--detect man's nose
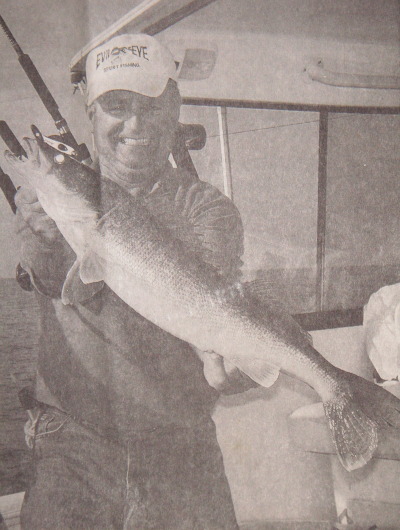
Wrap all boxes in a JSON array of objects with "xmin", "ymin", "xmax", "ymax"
[{"xmin": 122, "ymin": 112, "xmax": 143, "ymax": 132}]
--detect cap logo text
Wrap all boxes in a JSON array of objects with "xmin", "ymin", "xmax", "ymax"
[{"xmin": 96, "ymin": 45, "xmax": 149, "ymax": 69}]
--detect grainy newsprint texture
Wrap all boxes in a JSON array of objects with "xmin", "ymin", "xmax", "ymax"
[{"xmin": 0, "ymin": 1, "xmax": 399, "ymax": 529}]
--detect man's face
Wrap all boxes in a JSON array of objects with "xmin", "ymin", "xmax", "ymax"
[{"xmin": 88, "ymin": 82, "xmax": 180, "ymax": 188}]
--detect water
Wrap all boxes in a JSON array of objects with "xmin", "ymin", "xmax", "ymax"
[{"xmin": 0, "ymin": 278, "xmax": 40, "ymax": 495}]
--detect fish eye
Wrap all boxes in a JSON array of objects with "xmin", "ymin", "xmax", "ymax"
[{"xmin": 54, "ymin": 154, "xmax": 65, "ymax": 164}]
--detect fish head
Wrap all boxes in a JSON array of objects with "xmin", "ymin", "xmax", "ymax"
[
  {"xmin": 3, "ymin": 132, "xmax": 55, "ymax": 192},
  {"xmin": 11, "ymin": 125, "xmax": 100, "ymax": 210},
  {"xmin": 29, "ymin": 125, "xmax": 95, "ymax": 188}
]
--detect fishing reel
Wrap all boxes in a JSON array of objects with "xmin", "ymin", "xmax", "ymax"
[{"xmin": 31, "ymin": 125, "xmax": 82, "ymax": 165}]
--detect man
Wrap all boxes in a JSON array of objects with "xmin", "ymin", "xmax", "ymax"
[{"xmin": 11, "ymin": 34, "xmax": 253, "ymax": 529}]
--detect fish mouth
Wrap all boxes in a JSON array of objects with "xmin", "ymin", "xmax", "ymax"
[{"xmin": 118, "ymin": 137, "xmax": 152, "ymax": 146}]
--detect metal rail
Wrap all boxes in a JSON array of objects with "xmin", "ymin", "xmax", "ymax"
[
  {"xmin": 316, "ymin": 111, "xmax": 329, "ymax": 311},
  {"xmin": 217, "ymin": 107, "xmax": 234, "ymax": 200},
  {"xmin": 306, "ymin": 61, "xmax": 400, "ymax": 90},
  {"xmin": 182, "ymin": 97, "xmax": 400, "ymax": 115}
]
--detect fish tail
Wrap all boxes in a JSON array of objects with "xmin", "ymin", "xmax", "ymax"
[{"xmin": 323, "ymin": 372, "xmax": 400, "ymax": 471}]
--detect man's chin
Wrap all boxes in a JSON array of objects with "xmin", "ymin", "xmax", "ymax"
[{"xmin": 100, "ymin": 157, "xmax": 163, "ymax": 189}]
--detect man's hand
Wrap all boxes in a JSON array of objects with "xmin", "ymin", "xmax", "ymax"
[
  {"xmin": 14, "ymin": 186, "xmax": 76, "ymax": 298},
  {"xmin": 15, "ymin": 187, "xmax": 61, "ymax": 245},
  {"xmin": 195, "ymin": 348, "xmax": 258, "ymax": 395}
]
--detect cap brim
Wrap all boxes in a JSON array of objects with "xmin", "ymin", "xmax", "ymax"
[{"xmin": 87, "ymin": 71, "xmax": 172, "ymax": 105}]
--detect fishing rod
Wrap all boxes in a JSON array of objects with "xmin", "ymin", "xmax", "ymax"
[
  {"xmin": 0, "ymin": 121, "xmax": 27, "ymax": 159},
  {"xmin": 0, "ymin": 14, "xmax": 90, "ymax": 162},
  {"xmin": 0, "ymin": 121, "xmax": 33, "ymax": 290},
  {"xmin": 0, "ymin": 120, "xmax": 26, "ymax": 213},
  {"xmin": 0, "ymin": 162, "xmax": 32, "ymax": 291},
  {"xmin": 0, "ymin": 121, "xmax": 27, "ymax": 214},
  {"xmin": 0, "ymin": 14, "xmax": 90, "ymax": 289},
  {"xmin": 0, "ymin": 164, "xmax": 17, "ymax": 214}
]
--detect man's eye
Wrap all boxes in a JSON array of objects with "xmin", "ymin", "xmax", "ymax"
[
  {"xmin": 108, "ymin": 104, "xmax": 125, "ymax": 113},
  {"xmin": 149, "ymin": 106, "xmax": 162, "ymax": 115},
  {"xmin": 100, "ymin": 99, "xmax": 129, "ymax": 115}
]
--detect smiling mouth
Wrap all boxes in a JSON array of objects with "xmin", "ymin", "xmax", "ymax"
[{"xmin": 119, "ymin": 137, "xmax": 151, "ymax": 146}]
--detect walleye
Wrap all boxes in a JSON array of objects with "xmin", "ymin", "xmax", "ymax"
[{"xmin": 6, "ymin": 127, "xmax": 400, "ymax": 472}]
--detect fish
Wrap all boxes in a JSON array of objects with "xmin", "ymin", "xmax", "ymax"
[{"xmin": 6, "ymin": 125, "xmax": 400, "ymax": 472}]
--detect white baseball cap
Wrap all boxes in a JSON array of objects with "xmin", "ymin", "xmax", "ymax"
[{"xmin": 85, "ymin": 34, "xmax": 178, "ymax": 105}]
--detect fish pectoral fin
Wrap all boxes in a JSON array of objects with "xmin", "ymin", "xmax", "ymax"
[
  {"xmin": 229, "ymin": 356, "xmax": 280, "ymax": 388},
  {"xmin": 79, "ymin": 251, "xmax": 106, "ymax": 284},
  {"xmin": 61, "ymin": 258, "xmax": 104, "ymax": 305}
]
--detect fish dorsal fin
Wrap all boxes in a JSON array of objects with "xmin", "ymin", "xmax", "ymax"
[
  {"xmin": 243, "ymin": 279, "xmax": 283, "ymax": 309},
  {"xmin": 61, "ymin": 258, "xmax": 104, "ymax": 305},
  {"xmin": 243, "ymin": 279, "xmax": 313, "ymax": 345}
]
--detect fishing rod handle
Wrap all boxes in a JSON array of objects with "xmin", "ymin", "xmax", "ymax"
[
  {"xmin": 0, "ymin": 166, "xmax": 17, "ymax": 213},
  {"xmin": 0, "ymin": 121, "xmax": 27, "ymax": 159}
]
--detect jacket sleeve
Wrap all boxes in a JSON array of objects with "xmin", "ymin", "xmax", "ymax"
[
  {"xmin": 146, "ymin": 174, "xmax": 244, "ymax": 283},
  {"xmin": 15, "ymin": 209, "xmax": 76, "ymax": 298},
  {"xmin": 183, "ymin": 181, "xmax": 244, "ymax": 282}
]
